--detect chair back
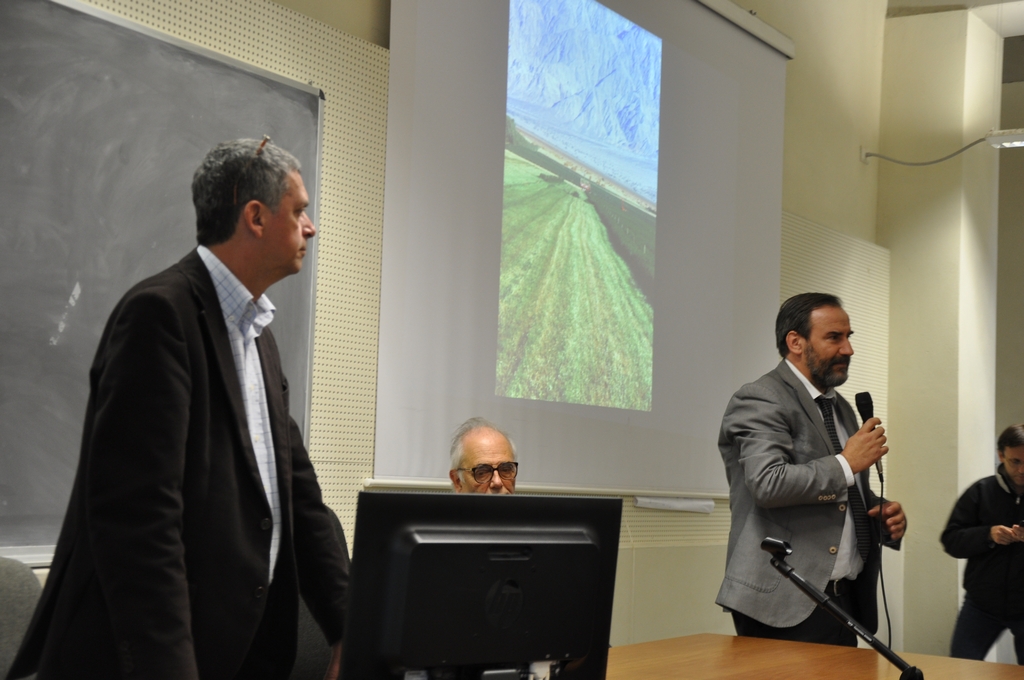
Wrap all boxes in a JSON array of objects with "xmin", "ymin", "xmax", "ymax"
[
  {"xmin": 0, "ymin": 557, "xmax": 41, "ymax": 680},
  {"xmin": 289, "ymin": 507, "xmax": 349, "ymax": 680}
]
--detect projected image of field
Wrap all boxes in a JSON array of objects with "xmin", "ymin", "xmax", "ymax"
[
  {"xmin": 497, "ymin": 150, "xmax": 653, "ymax": 410},
  {"xmin": 496, "ymin": 0, "xmax": 661, "ymax": 411}
]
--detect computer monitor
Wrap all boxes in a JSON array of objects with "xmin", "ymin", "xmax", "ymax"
[{"xmin": 340, "ymin": 492, "xmax": 622, "ymax": 679}]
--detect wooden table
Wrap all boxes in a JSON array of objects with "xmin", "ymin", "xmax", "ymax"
[{"xmin": 606, "ymin": 633, "xmax": 1023, "ymax": 679}]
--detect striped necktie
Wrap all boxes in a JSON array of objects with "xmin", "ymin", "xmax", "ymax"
[{"xmin": 816, "ymin": 395, "xmax": 871, "ymax": 563}]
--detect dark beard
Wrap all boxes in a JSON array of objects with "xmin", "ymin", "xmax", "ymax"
[{"xmin": 806, "ymin": 345, "xmax": 849, "ymax": 389}]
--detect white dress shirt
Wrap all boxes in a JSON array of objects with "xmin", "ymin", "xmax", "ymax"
[
  {"xmin": 785, "ymin": 359, "xmax": 865, "ymax": 581},
  {"xmin": 198, "ymin": 246, "xmax": 281, "ymax": 581}
]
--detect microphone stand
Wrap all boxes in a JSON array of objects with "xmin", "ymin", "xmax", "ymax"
[{"xmin": 761, "ymin": 538, "xmax": 923, "ymax": 680}]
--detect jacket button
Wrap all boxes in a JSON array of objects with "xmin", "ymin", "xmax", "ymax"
[
  {"xmin": 260, "ymin": 518, "xmax": 272, "ymax": 530},
  {"xmin": 829, "ymin": 546, "xmax": 838, "ymax": 554},
  {"xmin": 839, "ymin": 503, "xmax": 846, "ymax": 512},
  {"xmin": 254, "ymin": 586, "xmax": 266, "ymax": 599}
]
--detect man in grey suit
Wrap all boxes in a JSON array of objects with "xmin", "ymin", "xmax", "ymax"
[{"xmin": 716, "ymin": 292, "xmax": 907, "ymax": 646}]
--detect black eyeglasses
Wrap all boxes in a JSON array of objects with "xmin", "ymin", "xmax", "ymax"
[
  {"xmin": 457, "ymin": 462, "xmax": 519, "ymax": 484},
  {"xmin": 232, "ymin": 135, "xmax": 271, "ymax": 206}
]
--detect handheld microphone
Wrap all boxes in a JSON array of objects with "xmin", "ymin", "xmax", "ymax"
[{"xmin": 854, "ymin": 392, "xmax": 884, "ymax": 479}]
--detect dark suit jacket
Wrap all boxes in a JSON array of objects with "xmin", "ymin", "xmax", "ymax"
[
  {"xmin": 715, "ymin": 361, "xmax": 897, "ymax": 631},
  {"xmin": 8, "ymin": 251, "xmax": 349, "ymax": 680}
]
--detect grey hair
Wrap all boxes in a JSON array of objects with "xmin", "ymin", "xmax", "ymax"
[
  {"xmin": 449, "ymin": 416, "xmax": 517, "ymax": 470},
  {"xmin": 191, "ymin": 138, "xmax": 302, "ymax": 246}
]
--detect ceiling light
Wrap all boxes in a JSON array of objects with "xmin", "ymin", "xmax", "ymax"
[{"xmin": 986, "ymin": 128, "xmax": 1024, "ymax": 148}]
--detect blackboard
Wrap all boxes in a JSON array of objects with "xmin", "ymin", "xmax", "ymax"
[{"xmin": 0, "ymin": 0, "xmax": 323, "ymax": 558}]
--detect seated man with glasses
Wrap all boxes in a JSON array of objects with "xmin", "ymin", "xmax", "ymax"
[{"xmin": 448, "ymin": 417, "xmax": 518, "ymax": 494}]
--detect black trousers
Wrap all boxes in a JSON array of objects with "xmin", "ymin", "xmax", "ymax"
[{"xmin": 732, "ymin": 578, "xmax": 859, "ymax": 647}]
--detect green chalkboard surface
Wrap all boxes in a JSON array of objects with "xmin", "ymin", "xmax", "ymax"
[{"xmin": 0, "ymin": 0, "xmax": 322, "ymax": 560}]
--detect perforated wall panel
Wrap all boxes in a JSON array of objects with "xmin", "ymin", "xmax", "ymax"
[
  {"xmin": 76, "ymin": 0, "xmax": 388, "ymax": 540},
  {"xmin": 781, "ymin": 211, "xmax": 891, "ymax": 492}
]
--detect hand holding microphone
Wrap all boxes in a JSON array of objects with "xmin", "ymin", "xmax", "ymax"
[
  {"xmin": 855, "ymin": 392, "xmax": 885, "ymax": 480},
  {"xmin": 838, "ymin": 391, "xmax": 887, "ymax": 475},
  {"xmin": 853, "ymin": 392, "xmax": 906, "ymax": 539}
]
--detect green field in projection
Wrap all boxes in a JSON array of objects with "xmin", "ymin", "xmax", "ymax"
[{"xmin": 496, "ymin": 150, "xmax": 653, "ymax": 411}]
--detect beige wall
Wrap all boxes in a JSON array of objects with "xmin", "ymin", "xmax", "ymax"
[
  {"xmin": 731, "ymin": 0, "xmax": 887, "ymax": 242},
  {"xmin": 283, "ymin": 0, "xmax": 893, "ymax": 243},
  {"xmin": 994, "ymin": 81, "xmax": 1024, "ymax": 657},
  {"xmin": 997, "ymin": 82, "xmax": 1024, "ymax": 433},
  {"xmin": 958, "ymin": 13, "xmax": 1002, "ymax": 501},
  {"xmin": 877, "ymin": 10, "xmax": 1002, "ymax": 655},
  {"xmin": 611, "ymin": 545, "xmax": 734, "ymax": 645},
  {"xmin": 273, "ymin": 0, "xmax": 390, "ymax": 48}
]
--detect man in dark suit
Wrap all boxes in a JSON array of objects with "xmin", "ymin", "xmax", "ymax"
[
  {"xmin": 715, "ymin": 292, "xmax": 907, "ymax": 645},
  {"xmin": 8, "ymin": 138, "xmax": 349, "ymax": 680}
]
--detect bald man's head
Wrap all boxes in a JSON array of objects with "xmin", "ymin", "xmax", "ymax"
[{"xmin": 448, "ymin": 418, "xmax": 517, "ymax": 494}]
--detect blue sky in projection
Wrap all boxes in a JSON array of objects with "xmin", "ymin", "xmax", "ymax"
[{"xmin": 507, "ymin": 0, "xmax": 662, "ymax": 204}]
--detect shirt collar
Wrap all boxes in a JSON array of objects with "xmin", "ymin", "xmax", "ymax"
[
  {"xmin": 785, "ymin": 358, "xmax": 835, "ymax": 402},
  {"xmin": 197, "ymin": 245, "xmax": 275, "ymax": 339},
  {"xmin": 997, "ymin": 464, "xmax": 1023, "ymax": 497}
]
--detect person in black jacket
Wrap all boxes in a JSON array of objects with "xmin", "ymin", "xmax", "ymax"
[
  {"xmin": 7, "ymin": 139, "xmax": 349, "ymax": 680},
  {"xmin": 941, "ymin": 423, "xmax": 1024, "ymax": 663}
]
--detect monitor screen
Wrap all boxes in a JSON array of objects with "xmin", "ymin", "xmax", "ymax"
[{"xmin": 340, "ymin": 492, "xmax": 622, "ymax": 679}]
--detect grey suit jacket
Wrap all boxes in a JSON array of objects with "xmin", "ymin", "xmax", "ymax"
[{"xmin": 715, "ymin": 361, "xmax": 895, "ymax": 630}]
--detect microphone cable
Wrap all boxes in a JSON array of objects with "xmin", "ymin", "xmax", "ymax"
[
  {"xmin": 876, "ymin": 468, "xmax": 892, "ymax": 649},
  {"xmin": 854, "ymin": 391, "xmax": 893, "ymax": 649}
]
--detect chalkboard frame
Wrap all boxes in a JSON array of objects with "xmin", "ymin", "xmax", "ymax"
[
  {"xmin": 52, "ymin": 0, "xmax": 328, "ymax": 450},
  {"xmin": 0, "ymin": 0, "xmax": 325, "ymax": 565}
]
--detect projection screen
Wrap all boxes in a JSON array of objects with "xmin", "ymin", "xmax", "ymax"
[{"xmin": 374, "ymin": 0, "xmax": 789, "ymax": 495}]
